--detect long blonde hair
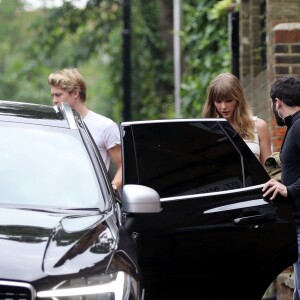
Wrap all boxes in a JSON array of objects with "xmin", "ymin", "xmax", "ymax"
[{"xmin": 202, "ymin": 73, "xmax": 254, "ymax": 140}]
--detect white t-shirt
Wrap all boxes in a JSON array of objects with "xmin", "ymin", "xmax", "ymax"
[
  {"xmin": 83, "ymin": 110, "xmax": 120, "ymax": 170},
  {"xmin": 244, "ymin": 116, "xmax": 260, "ymax": 161}
]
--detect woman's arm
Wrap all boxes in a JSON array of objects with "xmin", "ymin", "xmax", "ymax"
[{"xmin": 257, "ymin": 118, "xmax": 272, "ymax": 165}]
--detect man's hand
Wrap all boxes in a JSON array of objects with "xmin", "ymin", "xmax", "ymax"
[{"xmin": 262, "ymin": 179, "xmax": 288, "ymax": 201}]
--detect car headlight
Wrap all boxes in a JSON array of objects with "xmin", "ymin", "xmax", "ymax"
[{"xmin": 37, "ymin": 271, "xmax": 138, "ymax": 300}]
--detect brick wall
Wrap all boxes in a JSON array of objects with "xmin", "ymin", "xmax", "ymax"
[
  {"xmin": 239, "ymin": 0, "xmax": 300, "ymax": 152},
  {"xmin": 270, "ymin": 23, "xmax": 300, "ymax": 151}
]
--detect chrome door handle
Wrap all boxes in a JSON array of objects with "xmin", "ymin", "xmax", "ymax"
[{"xmin": 234, "ymin": 214, "xmax": 277, "ymax": 225}]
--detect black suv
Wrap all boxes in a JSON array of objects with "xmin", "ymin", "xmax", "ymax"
[{"xmin": 0, "ymin": 100, "xmax": 297, "ymax": 300}]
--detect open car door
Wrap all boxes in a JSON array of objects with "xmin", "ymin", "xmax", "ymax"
[{"xmin": 120, "ymin": 119, "xmax": 297, "ymax": 300}]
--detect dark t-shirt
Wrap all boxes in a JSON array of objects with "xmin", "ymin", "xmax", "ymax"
[{"xmin": 281, "ymin": 110, "xmax": 300, "ymax": 226}]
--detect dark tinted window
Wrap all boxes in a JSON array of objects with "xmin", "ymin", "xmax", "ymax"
[{"xmin": 122, "ymin": 120, "xmax": 269, "ymax": 198}]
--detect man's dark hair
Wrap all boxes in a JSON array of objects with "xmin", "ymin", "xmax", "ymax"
[{"xmin": 270, "ymin": 76, "xmax": 300, "ymax": 107}]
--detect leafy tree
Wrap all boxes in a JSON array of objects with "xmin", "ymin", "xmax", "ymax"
[
  {"xmin": 0, "ymin": 0, "xmax": 28, "ymax": 100},
  {"xmin": 24, "ymin": 0, "xmax": 174, "ymax": 121},
  {"xmin": 180, "ymin": 0, "xmax": 232, "ymax": 117},
  {"xmin": 0, "ymin": 0, "xmax": 234, "ymax": 122}
]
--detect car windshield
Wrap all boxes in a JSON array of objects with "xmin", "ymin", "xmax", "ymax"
[{"xmin": 0, "ymin": 122, "xmax": 103, "ymax": 208}]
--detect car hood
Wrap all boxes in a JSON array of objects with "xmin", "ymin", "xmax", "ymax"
[{"xmin": 0, "ymin": 207, "xmax": 117, "ymax": 281}]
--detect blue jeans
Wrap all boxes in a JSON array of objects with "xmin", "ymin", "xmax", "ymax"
[{"xmin": 294, "ymin": 227, "xmax": 300, "ymax": 300}]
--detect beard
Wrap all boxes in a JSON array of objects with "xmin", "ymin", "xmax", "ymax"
[{"xmin": 272, "ymin": 102, "xmax": 285, "ymax": 126}]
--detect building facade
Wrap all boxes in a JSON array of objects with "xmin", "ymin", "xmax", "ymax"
[{"xmin": 238, "ymin": 0, "xmax": 300, "ymax": 152}]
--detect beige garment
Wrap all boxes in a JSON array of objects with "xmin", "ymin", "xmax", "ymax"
[{"xmin": 264, "ymin": 152, "xmax": 281, "ymax": 181}]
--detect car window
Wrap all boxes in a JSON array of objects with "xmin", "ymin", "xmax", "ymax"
[
  {"xmin": 122, "ymin": 120, "xmax": 270, "ymax": 198},
  {"xmin": 0, "ymin": 122, "xmax": 104, "ymax": 208}
]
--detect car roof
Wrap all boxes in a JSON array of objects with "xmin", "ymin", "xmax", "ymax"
[{"xmin": 0, "ymin": 100, "xmax": 76, "ymax": 128}]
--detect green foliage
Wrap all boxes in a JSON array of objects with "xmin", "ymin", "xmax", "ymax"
[
  {"xmin": 180, "ymin": 0, "xmax": 232, "ymax": 117},
  {"xmin": 0, "ymin": 0, "xmax": 60, "ymax": 104},
  {"xmin": 24, "ymin": 0, "xmax": 175, "ymax": 121},
  {"xmin": 130, "ymin": 1, "xmax": 174, "ymax": 120},
  {"xmin": 0, "ymin": 0, "xmax": 31, "ymax": 101},
  {"xmin": 0, "ymin": 0, "xmax": 233, "ymax": 122}
]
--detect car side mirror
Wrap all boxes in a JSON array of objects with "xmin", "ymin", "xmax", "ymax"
[{"xmin": 121, "ymin": 184, "xmax": 162, "ymax": 213}]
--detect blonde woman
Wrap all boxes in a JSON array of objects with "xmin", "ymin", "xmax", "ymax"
[{"xmin": 202, "ymin": 72, "xmax": 271, "ymax": 165}]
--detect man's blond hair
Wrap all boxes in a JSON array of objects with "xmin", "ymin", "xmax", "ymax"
[{"xmin": 48, "ymin": 68, "xmax": 87, "ymax": 102}]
